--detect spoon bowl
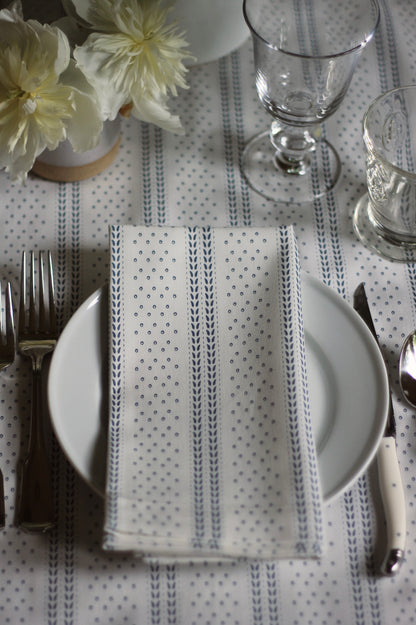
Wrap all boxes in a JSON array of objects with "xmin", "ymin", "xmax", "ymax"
[{"xmin": 399, "ymin": 330, "xmax": 416, "ymax": 407}]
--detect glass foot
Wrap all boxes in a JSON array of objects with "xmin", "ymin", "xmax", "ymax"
[
  {"xmin": 353, "ymin": 193, "xmax": 416, "ymax": 262},
  {"xmin": 241, "ymin": 130, "xmax": 341, "ymax": 204}
]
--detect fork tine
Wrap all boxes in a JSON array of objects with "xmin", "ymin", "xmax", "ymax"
[
  {"xmin": 0, "ymin": 281, "xmax": 15, "ymax": 369},
  {"xmin": 39, "ymin": 252, "xmax": 46, "ymax": 333},
  {"xmin": 0, "ymin": 284, "xmax": 4, "ymax": 346},
  {"xmin": 47, "ymin": 252, "xmax": 57, "ymax": 336},
  {"xmin": 18, "ymin": 251, "xmax": 26, "ymax": 338},
  {"xmin": 38, "ymin": 251, "xmax": 56, "ymax": 335},
  {"xmin": 29, "ymin": 251, "xmax": 36, "ymax": 334},
  {"xmin": 5, "ymin": 282, "xmax": 15, "ymax": 354}
]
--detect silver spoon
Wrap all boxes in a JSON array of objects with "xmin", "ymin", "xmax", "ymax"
[{"xmin": 399, "ymin": 330, "xmax": 416, "ymax": 407}]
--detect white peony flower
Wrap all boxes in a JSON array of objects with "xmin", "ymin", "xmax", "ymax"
[
  {"xmin": 0, "ymin": 1, "xmax": 103, "ymax": 182},
  {"xmin": 71, "ymin": 0, "xmax": 192, "ymax": 133}
]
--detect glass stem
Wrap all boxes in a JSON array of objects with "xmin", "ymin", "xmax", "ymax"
[{"xmin": 269, "ymin": 120, "xmax": 320, "ymax": 175}]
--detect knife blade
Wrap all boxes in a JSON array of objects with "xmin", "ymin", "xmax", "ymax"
[
  {"xmin": 0, "ymin": 468, "xmax": 4, "ymax": 529},
  {"xmin": 353, "ymin": 283, "xmax": 406, "ymax": 575}
]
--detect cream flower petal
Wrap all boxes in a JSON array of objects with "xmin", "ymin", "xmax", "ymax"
[
  {"xmin": 0, "ymin": 12, "xmax": 32, "ymax": 50},
  {"xmin": 6, "ymin": 132, "xmax": 44, "ymax": 183},
  {"xmin": 131, "ymin": 90, "xmax": 184, "ymax": 135},
  {"xmin": 61, "ymin": 0, "xmax": 91, "ymax": 29},
  {"xmin": 73, "ymin": 37, "xmax": 129, "ymax": 120},
  {"xmin": 59, "ymin": 56, "xmax": 98, "ymax": 100},
  {"xmin": 53, "ymin": 16, "xmax": 90, "ymax": 48},
  {"xmin": 59, "ymin": 60, "xmax": 103, "ymax": 151},
  {"xmin": 70, "ymin": 0, "xmax": 119, "ymax": 31},
  {"xmin": 0, "ymin": 7, "xmax": 70, "ymax": 81},
  {"xmin": 0, "ymin": 103, "xmax": 33, "ymax": 162},
  {"xmin": 0, "ymin": 103, "xmax": 53, "ymax": 182},
  {"xmin": 72, "ymin": 0, "xmax": 191, "ymax": 131},
  {"xmin": 65, "ymin": 91, "xmax": 103, "ymax": 151},
  {"xmin": 27, "ymin": 20, "xmax": 71, "ymax": 78}
]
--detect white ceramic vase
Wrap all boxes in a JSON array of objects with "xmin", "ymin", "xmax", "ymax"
[
  {"xmin": 173, "ymin": 0, "xmax": 249, "ymax": 65},
  {"xmin": 32, "ymin": 117, "xmax": 121, "ymax": 182}
]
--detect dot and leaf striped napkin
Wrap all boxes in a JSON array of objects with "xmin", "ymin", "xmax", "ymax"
[{"xmin": 103, "ymin": 225, "xmax": 324, "ymax": 561}]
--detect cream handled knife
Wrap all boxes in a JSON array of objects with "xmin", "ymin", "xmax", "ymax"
[{"xmin": 353, "ymin": 283, "xmax": 406, "ymax": 576}]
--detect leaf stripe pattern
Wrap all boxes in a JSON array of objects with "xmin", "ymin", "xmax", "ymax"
[
  {"xmin": 304, "ymin": 0, "xmax": 347, "ymax": 296},
  {"xmin": 278, "ymin": 226, "xmax": 318, "ymax": 554},
  {"xmin": 230, "ymin": 50, "xmax": 252, "ymax": 228},
  {"xmin": 202, "ymin": 227, "xmax": 221, "ymax": 547},
  {"xmin": 187, "ymin": 226, "xmax": 205, "ymax": 548},
  {"xmin": 150, "ymin": 563, "xmax": 161, "ymax": 625},
  {"xmin": 294, "ymin": 0, "xmax": 331, "ymax": 286},
  {"xmin": 141, "ymin": 121, "xmax": 152, "ymax": 225},
  {"xmin": 219, "ymin": 57, "xmax": 239, "ymax": 227},
  {"xmin": 104, "ymin": 224, "xmax": 123, "ymax": 548},
  {"xmin": 148, "ymin": 563, "xmax": 177, "ymax": 625},
  {"xmin": 266, "ymin": 562, "xmax": 280, "ymax": 625},
  {"xmin": 292, "ymin": 232, "xmax": 324, "ymax": 553},
  {"xmin": 358, "ymin": 475, "xmax": 382, "ymax": 618},
  {"xmin": 71, "ymin": 182, "xmax": 81, "ymax": 309},
  {"xmin": 344, "ymin": 489, "xmax": 366, "ymax": 624},
  {"xmin": 377, "ymin": 0, "xmax": 400, "ymax": 93},
  {"xmin": 155, "ymin": 128, "xmax": 166, "ymax": 225},
  {"xmin": 250, "ymin": 563, "xmax": 264, "ymax": 625},
  {"xmin": 166, "ymin": 565, "xmax": 177, "ymax": 625}
]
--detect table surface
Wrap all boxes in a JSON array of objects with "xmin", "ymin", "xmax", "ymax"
[{"xmin": 1, "ymin": 1, "xmax": 416, "ymax": 623}]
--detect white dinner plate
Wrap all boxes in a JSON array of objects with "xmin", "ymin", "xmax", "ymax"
[{"xmin": 48, "ymin": 273, "xmax": 389, "ymax": 503}]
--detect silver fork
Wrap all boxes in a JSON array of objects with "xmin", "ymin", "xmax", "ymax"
[
  {"xmin": 15, "ymin": 251, "xmax": 57, "ymax": 533},
  {"xmin": 0, "ymin": 282, "xmax": 16, "ymax": 529}
]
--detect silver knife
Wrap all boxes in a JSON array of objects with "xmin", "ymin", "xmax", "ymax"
[
  {"xmin": 353, "ymin": 283, "xmax": 406, "ymax": 575},
  {"xmin": 0, "ymin": 468, "xmax": 4, "ymax": 528}
]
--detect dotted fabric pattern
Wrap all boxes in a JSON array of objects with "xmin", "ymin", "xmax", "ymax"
[
  {"xmin": 0, "ymin": 0, "xmax": 416, "ymax": 623},
  {"xmin": 104, "ymin": 225, "xmax": 323, "ymax": 560}
]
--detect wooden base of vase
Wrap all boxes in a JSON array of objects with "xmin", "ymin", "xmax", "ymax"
[{"xmin": 32, "ymin": 136, "xmax": 121, "ymax": 182}]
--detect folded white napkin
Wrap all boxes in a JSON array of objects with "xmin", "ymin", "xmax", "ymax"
[{"xmin": 103, "ymin": 225, "xmax": 323, "ymax": 561}]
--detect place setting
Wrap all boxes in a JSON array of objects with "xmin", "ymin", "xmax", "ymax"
[
  {"xmin": 47, "ymin": 222, "xmax": 394, "ymax": 565},
  {"xmin": 1, "ymin": 0, "xmax": 416, "ymax": 623}
]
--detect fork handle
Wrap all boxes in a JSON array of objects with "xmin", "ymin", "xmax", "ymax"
[{"xmin": 16, "ymin": 365, "xmax": 55, "ymax": 533}]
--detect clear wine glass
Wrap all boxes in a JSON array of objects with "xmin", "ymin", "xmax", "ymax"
[{"xmin": 242, "ymin": 0, "xmax": 380, "ymax": 204}]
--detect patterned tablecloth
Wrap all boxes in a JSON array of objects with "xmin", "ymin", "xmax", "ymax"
[{"xmin": 1, "ymin": 1, "xmax": 416, "ymax": 623}]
